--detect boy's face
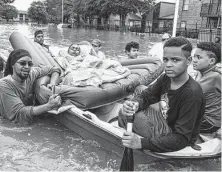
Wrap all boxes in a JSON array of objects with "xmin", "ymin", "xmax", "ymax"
[
  {"xmin": 34, "ymin": 33, "xmax": 44, "ymax": 45},
  {"xmin": 192, "ymin": 48, "xmax": 215, "ymax": 71},
  {"xmin": 126, "ymin": 47, "xmax": 139, "ymax": 59},
  {"xmin": 163, "ymin": 47, "xmax": 191, "ymax": 78}
]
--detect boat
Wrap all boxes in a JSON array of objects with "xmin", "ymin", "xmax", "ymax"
[
  {"xmin": 9, "ymin": 31, "xmax": 221, "ymax": 165},
  {"xmin": 57, "ymin": 23, "xmax": 71, "ymax": 29},
  {"xmin": 54, "ymin": 104, "xmax": 221, "ymax": 164}
]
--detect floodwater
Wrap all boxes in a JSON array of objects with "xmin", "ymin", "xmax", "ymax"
[{"xmin": 0, "ymin": 23, "xmax": 221, "ymax": 171}]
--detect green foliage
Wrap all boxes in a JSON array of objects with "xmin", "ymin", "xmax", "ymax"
[
  {"xmin": 44, "ymin": 0, "xmax": 155, "ymax": 31},
  {"xmin": 0, "ymin": 0, "xmax": 15, "ymax": 6},
  {"xmin": 135, "ymin": 0, "xmax": 155, "ymax": 33},
  {"xmin": 2, "ymin": 5, "xmax": 18, "ymax": 22},
  {"xmin": 28, "ymin": 1, "xmax": 48, "ymax": 24},
  {"xmin": 136, "ymin": 0, "xmax": 155, "ymax": 15},
  {"xmin": 45, "ymin": 0, "xmax": 74, "ymax": 23}
]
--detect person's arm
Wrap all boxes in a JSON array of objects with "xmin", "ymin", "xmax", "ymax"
[
  {"xmin": 132, "ymin": 75, "xmax": 164, "ymax": 111},
  {"xmin": 141, "ymin": 98, "xmax": 203, "ymax": 152},
  {"xmin": 120, "ymin": 56, "xmax": 162, "ymax": 66},
  {"xmin": 32, "ymin": 94, "xmax": 61, "ymax": 115},
  {"xmin": 215, "ymin": 73, "xmax": 221, "ymax": 93},
  {"xmin": 0, "ymin": 90, "xmax": 60, "ymax": 124}
]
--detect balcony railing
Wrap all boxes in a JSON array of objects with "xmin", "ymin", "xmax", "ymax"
[{"xmin": 200, "ymin": 3, "xmax": 221, "ymax": 17}]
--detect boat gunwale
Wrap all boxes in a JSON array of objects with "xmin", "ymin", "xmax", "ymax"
[{"xmin": 60, "ymin": 108, "xmax": 221, "ymax": 161}]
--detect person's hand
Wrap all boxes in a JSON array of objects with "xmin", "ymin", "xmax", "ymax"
[
  {"xmin": 121, "ymin": 100, "xmax": 139, "ymax": 116},
  {"xmin": 122, "ymin": 131, "xmax": 142, "ymax": 149},
  {"xmin": 47, "ymin": 94, "xmax": 61, "ymax": 109},
  {"xmin": 47, "ymin": 84, "xmax": 56, "ymax": 91},
  {"xmin": 41, "ymin": 85, "xmax": 51, "ymax": 92},
  {"xmin": 215, "ymin": 128, "xmax": 221, "ymax": 139}
]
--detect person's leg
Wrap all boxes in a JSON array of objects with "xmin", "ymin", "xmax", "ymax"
[
  {"xmin": 34, "ymin": 76, "xmax": 51, "ymax": 104},
  {"xmin": 118, "ymin": 106, "xmax": 171, "ymax": 138},
  {"xmin": 200, "ymin": 119, "xmax": 220, "ymax": 133}
]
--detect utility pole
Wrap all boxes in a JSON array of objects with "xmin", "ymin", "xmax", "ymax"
[
  {"xmin": 62, "ymin": 0, "xmax": 64, "ymax": 24},
  {"xmin": 172, "ymin": 0, "xmax": 180, "ymax": 37}
]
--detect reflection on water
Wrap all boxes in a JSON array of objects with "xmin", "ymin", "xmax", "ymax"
[
  {"xmin": 0, "ymin": 23, "xmax": 220, "ymax": 171},
  {"xmin": 0, "ymin": 115, "xmax": 119, "ymax": 171}
]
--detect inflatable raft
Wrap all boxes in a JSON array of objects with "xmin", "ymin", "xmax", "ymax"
[{"xmin": 9, "ymin": 31, "xmax": 163, "ymax": 110}]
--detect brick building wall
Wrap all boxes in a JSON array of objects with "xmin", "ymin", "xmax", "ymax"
[{"xmin": 177, "ymin": 0, "xmax": 202, "ymax": 29}]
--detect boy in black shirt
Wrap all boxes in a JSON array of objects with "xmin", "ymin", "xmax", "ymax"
[{"xmin": 119, "ymin": 37, "xmax": 205, "ymax": 152}]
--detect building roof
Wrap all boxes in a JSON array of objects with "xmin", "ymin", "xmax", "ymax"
[
  {"xmin": 160, "ymin": 14, "xmax": 174, "ymax": 19},
  {"xmin": 128, "ymin": 13, "xmax": 142, "ymax": 21},
  {"xmin": 18, "ymin": 10, "xmax": 27, "ymax": 14},
  {"xmin": 156, "ymin": 0, "xmax": 176, "ymax": 3}
]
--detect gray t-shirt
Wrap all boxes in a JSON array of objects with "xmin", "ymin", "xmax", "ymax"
[{"xmin": 0, "ymin": 66, "xmax": 60, "ymax": 124}]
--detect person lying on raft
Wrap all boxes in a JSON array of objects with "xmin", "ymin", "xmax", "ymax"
[
  {"xmin": 118, "ymin": 37, "xmax": 205, "ymax": 152},
  {"xmin": 55, "ymin": 43, "xmax": 100, "ymax": 72},
  {"xmin": 192, "ymin": 42, "xmax": 221, "ymax": 135},
  {"xmin": 54, "ymin": 43, "xmax": 131, "ymax": 87},
  {"xmin": 0, "ymin": 49, "xmax": 62, "ymax": 125}
]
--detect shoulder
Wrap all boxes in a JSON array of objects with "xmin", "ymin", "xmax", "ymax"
[
  {"xmin": 213, "ymin": 72, "xmax": 221, "ymax": 88},
  {"xmin": 182, "ymin": 77, "xmax": 204, "ymax": 101},
  {"xmin": 212, "ymin": 67, "xmax": 221, "ymax": 76},
  {"xmin": 59, "ymin": 49, "xmax": 69, "ymax": 57},
  {"xmin": 153, "ymin": 74, "xmax": 170, "ymax": 88},
  {"xmin": 206, "ymin": 68, "xmax": 221, "ymax": 85},
  {"xmin": 158, "ymin": 73, "xmax": 170, "ymax": 83},
  {"xmin": 0, "ymin": 76, "xmax": 14, "ymax": 91},
  {"xmin": 42, "ymin": 44, "xmax": 49, "ymax": 50}
]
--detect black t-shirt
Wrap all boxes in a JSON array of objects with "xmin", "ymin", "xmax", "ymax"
[{"xmin": 133, "ymin": 74, "xmax": 205, "ymax": 152}]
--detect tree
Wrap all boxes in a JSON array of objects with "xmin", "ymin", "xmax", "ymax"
[
  {"xmin": 135, "ymin": 0, "xmax": 155, "ymax": 33},
  {"xmin": 45, "ymin": 0, "xmax": 60, "ymax": 23},
  {"xmin": 72, "ymin": 0, "xmax": 88, "ymax": 27},
  {"xmin": 0, "ymin": 0, "xmax": 15, "ymax": 6},
  {"xmin": 84, "ymin": 0, "xmax": 112, "ymax": 29},
  {"xmin": 84, "ymin": 0, "xmax": 137, "ymax": 32},
  {"xmin": 2, "ymin": 5, "xmax": 18, "ymax": 22},
  {"xmin": 46, "ymin": 0, "xmax": 75, "ymax": 24},
  {"xmin": 0, "ymin": 0, "xmax": 15, "ymax": 14},
  {"xmin": 28, "ymin": 1, "xmax": 48, "ymax": 24}
]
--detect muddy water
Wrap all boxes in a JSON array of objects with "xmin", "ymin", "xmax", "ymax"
[{"xmin": 0, "ymin": 23, "xmax": 220, "ymax": 171}]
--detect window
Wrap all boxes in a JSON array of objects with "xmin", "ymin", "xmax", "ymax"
[
  {"xmin": 207, "ymin": 17, "xmax": 219, "ymax": 28},
  {"xmin": 180, "ymin": 21, "xmax": 187, "ymax": 28},
  {"xmin": 182, "ymin": 0, "xmax": 190, "ymax": 11}
]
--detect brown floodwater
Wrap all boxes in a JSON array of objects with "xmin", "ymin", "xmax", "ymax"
[{"xmin": 0, "ymin": 23, "xmax": 220, "ymax": 171}]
